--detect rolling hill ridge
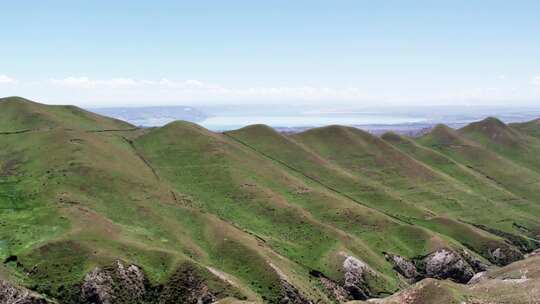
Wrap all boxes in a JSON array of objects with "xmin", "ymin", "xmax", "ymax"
[{"xmin": 1, "ymin": 96, "xmax": 540, "ymax": 304}]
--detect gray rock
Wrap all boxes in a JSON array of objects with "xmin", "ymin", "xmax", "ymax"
[
  {"xmin": 488, "ymin": 247, "xmax": 523, "ymax": 266},
  {"xmin": 278, "ymin": 280, "xmax": 312, "ymax": 304},
  {"xmin": 317, "ymin": 276, "xmax": 350, "ymax": 302},
  {"xmin": 458, "ymin": 249, "xmax": 488, "ymax": 272},
  {"xmin": 384, "ymin": 253, "xmax": 420, "ymax": 282},
  {"xmin": 80, "ymin": 260, "xmax": 147, "ymax": 304},
  {"xmin": 421, "ymin": 248, "xmax": 474, "ymax": 283},
  {"xmin": 0, "ymin": 279, "xmax": 49, "ymax": 304},
  {"xmin": 341, "ymin": 255, "xmax": 377, "ymax": 300}
]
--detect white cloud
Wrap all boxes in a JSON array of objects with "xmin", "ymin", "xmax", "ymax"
[
  {"xmin": 0, "ymin": 75, "xmax": 17, "ymax": 84},
  {"xmin": 15, "ymin": 75, "xmax": 539, "ymax": 107},
  {"xmin": 50, "ymin": 77, "xmax": 138, "ymax": 88},
  {"xmin": 532, "ymin": 75, "xmax": 540, "ymax": 86}
]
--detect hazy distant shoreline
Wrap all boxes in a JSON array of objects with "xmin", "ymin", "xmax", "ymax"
[{"xmin": 92, "ymin": 104, "xmax": 540, "ymax": 136}]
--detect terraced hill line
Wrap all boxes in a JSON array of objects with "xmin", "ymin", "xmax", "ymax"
[
  {"xmin": 223, "ymin": 132, "xmax": 416, "ymax": 227},
  {"xmin": 121, "ymin": 135, "xmax": 161, "ymax": 181}
]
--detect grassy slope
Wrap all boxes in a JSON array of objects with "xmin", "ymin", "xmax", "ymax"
[
  {"xmin": 510, "ymin": 118, "xmax": 540, "ymax": 139},
  {"xmin": 0, "ymin": 98, "xmax": 257, "ymax": 302},
  {"xmin": 227, "ymin": 125, "xmax": 528, "ymax": 260},
  {"xmin": 460, "ymin": 117, "xmax": 540, "ymax": 174},
  {"xmin": 1, "ymin": 96, "xmax": 540, "ymax": 303},
  {"xmin": 382, "ymin": 131, "xmax": 540, "ymax": 237},
  {"xmin": 414, "ymin": 124, "xmax": 540, "ymax": 233},
  {"xmin": 0, "ymin": 96, "xmax": 134, "ymax": 132},
  {"xmin": 134, "ymin": 121, "xmax": 409, "ymax": 295}
]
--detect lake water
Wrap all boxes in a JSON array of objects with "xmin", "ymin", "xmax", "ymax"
[{"xmin": 199, "ymin": 115, "xmax": 428, "ymax": 131}]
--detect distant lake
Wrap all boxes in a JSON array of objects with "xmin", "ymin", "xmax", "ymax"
[{"xmin": 199, "ymin": 115, "xmax": 428, "ymax": 131}]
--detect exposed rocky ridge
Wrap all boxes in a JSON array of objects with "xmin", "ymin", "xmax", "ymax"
[
  {"xmin": 157, "ymin": 263, "xmax": 217, "ymax": 304},
  {"xmin": 385, "ymin": 248, "xmax": 484, "ymax": 284},
  {"xmin": 341, "ymin": 255, "xmax": 378, "ymax": 300},
  {"xmin": 81, "ymin": 261, "xmax": 149, "ymax": 304},
  {"xmin": 383, "ymin": 253, "xmax": 421, "ymax": 283},
  {"xmin": 78, "ymin": 260, "xmax": 236, "ymax": 304},
  {"xmin": 315, "ymin": 274, "xmax": 350, "ymax": 303},
  {"xmin": 309, "ymin": 254, "xmax": 386, "ymax": 302},
  {"xmin": 487, "ymin": 246, "xmax": 524, "ymax": 266},
  {"xmin": 456, "ymin": 249, "xmax": 488, "ymax": 273},
  {"xmin": 0, "ymin": 279, "xmax": 51, "ymax": 304},
  {"xmin": 366, "ymin": 255, "xmax": 540, "ymax": 304}
]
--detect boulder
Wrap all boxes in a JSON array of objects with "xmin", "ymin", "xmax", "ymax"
[{"xmin": 420, "ymin": 248, "xmax": 474, "ymax": 283}]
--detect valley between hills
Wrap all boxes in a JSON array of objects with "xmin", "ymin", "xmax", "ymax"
[{"xmin": 1, "ymin": 96, "xmax": 540, "ymax": 304}]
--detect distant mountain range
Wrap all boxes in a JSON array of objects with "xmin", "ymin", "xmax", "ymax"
[
  {"xmin": 92, "ymin": 105, "xmax": 208, "ymax": 127},
  {"xmin": 91, "ymin": 104, "xmax": 540, "ymax": 136},
  {"xmin": 1, "ymin": 96, "xmax": 540, "ymax": 304}
]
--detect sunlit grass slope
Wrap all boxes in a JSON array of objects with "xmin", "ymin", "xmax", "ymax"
[
  {"xmin": 1, "ymin": 97, "xmax": 540, "ymax": 303},
  {"xmin": 228, "ymin": 125, "xmax": 537, "ymax": 261}
]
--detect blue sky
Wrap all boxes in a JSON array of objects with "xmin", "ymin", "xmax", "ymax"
[{"xmin": 1, "ymin": 0, "xmax": 540, "ymax": 107}]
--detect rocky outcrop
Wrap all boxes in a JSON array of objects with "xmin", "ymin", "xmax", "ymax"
[
  {"xmin": 384, "ymin": 252, "xmax": 421, "ymax": 282},
  {"xmin": 342, "ymin": 256, "xmax": 370, "ymax": 300},
  {"xmin": 457, "ymin": 249, "xmax": 488, "ymax": 273},
  {"xmin": 317, "ymin": 276, "xmax": 350, "ymax": 303},
  {"xmin": 386, "ymin": 248, "xmax": 484, "ymax": 284},
  {"xmin": 279, "ymin": 279, "xmax": 312, "ymax": 304},
  {"xmin": 340, "ymin": 254, "xmax": 380, "ymax": 300},
  {"xmin": 309, "ymin": 270, "xmax": 351, "ymax": 302},
  {"xmin": 80, "ymin": 260, "xmax": 147, "ymax": 304},
  {"xmin": 158, "ymin": 263, "xmax": 216, "ymax": 304},
  {"xmin": 419, "ymin": 248, "xmax": 475, "ymax": 283},
  {"xmin": 488, "ymin": 247, "xmax": 523, "ymax": 266},
  {"xmin": 0, "ymin": 279, "xmax": 50, "ymax": 304},
  {"xmin": 80, "ymin": 260, "xmax": 229, "ymax": 304},
  {"xmin": 309, "ymin": 253, "xmax": 384, "ymax": 301}
]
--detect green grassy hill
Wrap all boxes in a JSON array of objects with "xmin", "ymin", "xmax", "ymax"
[
  {"xmin": 0, "ymin": 96, "xmax": 134, "ymax": 132},
  {"xmin": 1, "ymin": 97, "xmax": 540, "ymax": 304}
]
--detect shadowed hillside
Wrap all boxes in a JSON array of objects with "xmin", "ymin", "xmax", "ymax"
[{"xmin": 1, "ymin": 97, "xmax": 540, "ymax": 304}]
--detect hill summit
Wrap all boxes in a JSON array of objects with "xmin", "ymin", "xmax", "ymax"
[{"xmin": 1, "ymin": 97, "xmax": 540, "ymax": 304}]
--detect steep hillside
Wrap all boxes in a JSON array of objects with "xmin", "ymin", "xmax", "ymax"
[
  {"xmin": 227, "ymin": 125, "xmax": 531, "ymax": 263},
  {"xmin": 459, "ymin": 117, "xmax": 540, "ymax": 173},
  {"xmin": 416, "ymin": 124, "xmax": 540, "ymax": 212},
  {"xmin": 1, "ymin": 97, "xmax": 540, "ymax": 304},
  {"xmin": 382, "ymin": 131, "xmax": 540, "ymax": 245},
  {"xmin": 0, "ymin": 96, "xmax": 134, "ymax": 132},
  {"xmin": 510, "ymin": 118, "xmax": 540, "ymax": 139}
]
